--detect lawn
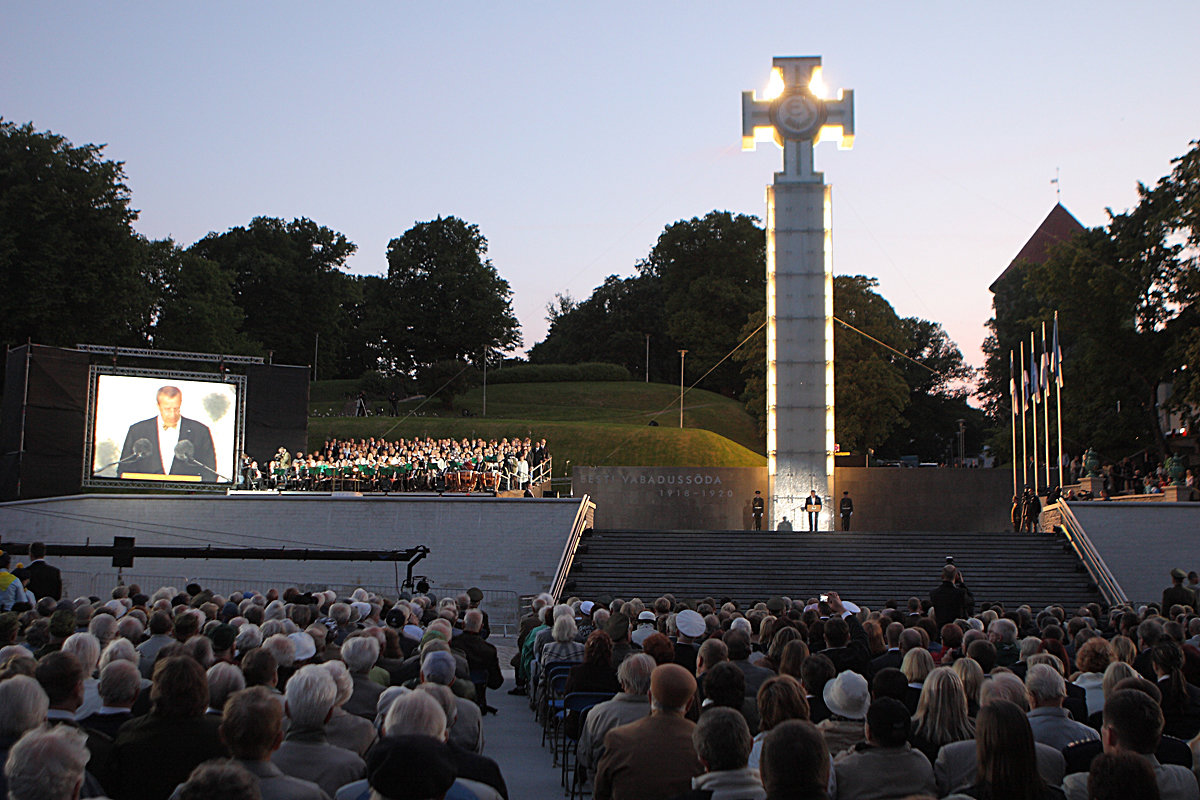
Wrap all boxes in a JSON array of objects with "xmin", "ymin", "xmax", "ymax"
[{"xmin": 305, "ymin": 380, "xmax": 766, "ymax": 476}]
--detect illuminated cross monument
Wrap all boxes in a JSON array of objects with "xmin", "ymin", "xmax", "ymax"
[{"xmin": 742, "ymin": 56, "xmax": 854, "ymax": 530}]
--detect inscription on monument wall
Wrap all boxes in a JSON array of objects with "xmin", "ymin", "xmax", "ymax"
[{"xmin": 575, "ymin": 466, "xmax": 767, "ymax": 531}]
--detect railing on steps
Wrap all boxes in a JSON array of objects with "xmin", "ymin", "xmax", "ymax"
[
  {"xmin": 549, "ymin": 494, "xmax": 595, "ymax": 602},
  {"xmin": 1042, "ymin": 501, "xmax": 1128, "ymax": 607}
]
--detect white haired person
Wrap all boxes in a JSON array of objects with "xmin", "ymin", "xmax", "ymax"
[
  {"xmin": 339, "ymin": 634, "xmax": 385, "ymax": 721},
  {"xmin": 322, "ymin": 660, "xmax": 378, "ymax": 757},
  {"xmin": 0, "ymin": 676, "xmax": 50, "ymax": 797},
  {"xmin": 456, "ymin": 608, "xmax": 503, "ymax": 715},
  {"xmin": 271, "ymin": 663, "xmax": 365, "ymax": 797},
  {"xmin": 4, "ymin": 724, "xmax": 90, "ymax": 800},
  {"xmin": 78, "ymin": 659, "xmax": 141, "ymax": 739}
]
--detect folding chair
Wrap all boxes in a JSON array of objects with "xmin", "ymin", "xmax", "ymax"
[{"xmin": 559, "ymin": 691, "xmax": 616, "ymax": 795}]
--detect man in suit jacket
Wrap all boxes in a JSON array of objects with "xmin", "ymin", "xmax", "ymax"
[
  {"xmin": 594, "ymin": 664, "xmax": 703, "ymax": 800},
  {"xmin": 118, "ymin": 385, "xmax": 217, "ymax": 481},
  {"xmin": 22, "ymin": 542, "xmax": 61, "ymax": 600}
]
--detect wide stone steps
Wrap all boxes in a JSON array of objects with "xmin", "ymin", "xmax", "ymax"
[{"xmin": 562, "ymin": 529, "xmax": 1103, "ymax": 611}]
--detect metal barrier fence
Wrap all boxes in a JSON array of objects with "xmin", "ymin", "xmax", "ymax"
[{"xmin": 59, "ymin": 570, "xmax": 521, "ymax": 637}]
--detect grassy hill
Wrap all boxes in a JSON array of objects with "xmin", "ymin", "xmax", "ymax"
[{"xmin": 306, "ymin": 381, "xmax": 766, "ymax": 476}]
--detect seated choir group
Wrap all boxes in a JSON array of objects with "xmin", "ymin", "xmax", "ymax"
[
  {"xmin": 241, "ymin": 435, "xmax": 549, "ymax": 493},
  {"xmin": 3, "ymin": 564, "xmax": 1200, "ymax": 799}
]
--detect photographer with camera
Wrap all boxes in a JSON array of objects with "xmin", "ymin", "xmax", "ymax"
[{"xmin": 930, "ymin": 561, "xmax": 973, "ymax": 627}]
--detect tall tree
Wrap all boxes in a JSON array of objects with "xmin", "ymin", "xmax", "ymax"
[
  {"xmin": 638, "ymin": 211, "xmax": 765, "ymax": 394},
  {"xmin": 0, "ymin": 120, "xmax": 154, "ymax": 351},
  {"xmin": 383, "ymin": 216, "xmax": 521, "ymax": 370},
  {"xmin": 529, "ymin": 275, "xmax": 671, "ymax": 380},
  {"xmin": 143, "ymin": 239, "xmax": 258, "ymax": 355},
  {"xmin": 190, "ymin": 217, "xmax": 357, "ymax": 376}
]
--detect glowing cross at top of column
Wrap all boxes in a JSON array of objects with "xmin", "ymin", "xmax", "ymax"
[{"xmin": 742, "ymin": 56, "xmax": 854, "ymax": 183}]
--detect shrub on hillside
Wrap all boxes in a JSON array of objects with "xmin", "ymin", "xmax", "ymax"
[
  {"xmin": 487, "ymin": 362, "xmax": 631, "ymax": 384},
  {"xmin": 357, "ymin": 370, "xmax": 418, "ymax": 398}
]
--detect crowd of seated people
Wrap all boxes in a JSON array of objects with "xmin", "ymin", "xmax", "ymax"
[
  {"xmin": 4, "ymin": 556, "xmax": 1200, "ymax": 800},
  {"xmin": 510, "ymin": 565, "xmax": 1200, "ymax": 800},
  {"xmin": 237, "ymin": 435, "xmax": 550, "ymax": 493},
  {"xmin": 0, "ymin": 571, "xmax": 509, "ymax": 800}
]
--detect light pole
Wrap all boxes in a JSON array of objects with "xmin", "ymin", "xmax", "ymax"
[
  {"xmin": 678, "ymin": 349, "xmax": 688, "ymax": 428},
  {"xmin": 645, "ymin": 333, "xmax": 650, "ymax": 383},
  {"xmin": 957, "ymin": 418, "xmax": 966, "ymax": 468}
]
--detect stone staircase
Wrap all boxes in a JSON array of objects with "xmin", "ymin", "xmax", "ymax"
[{"xmin": 562, "ymin": 529, "xmax": 1104, "ymax": 611}]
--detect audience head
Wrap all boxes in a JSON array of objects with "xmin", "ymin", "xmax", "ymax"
[
  {"xmin": 98, "ymin": 659, "xmax": 141, "ymax": 708},
  {"xmin": 866, "ymin": 696, "xmax": 911, "ymax": 747},
  {"xmin": 702, "ymin": 661, "xmax": 746, "ymax": 710},
  {"xmin": 757, "ymin": 674, "xmax": 809, "ymax": 732},
  {"xmin": 382, "ymin": 688, "xmax": 447, "ymax": 741},
  {"xmin": 649, "ymin": 663, "xmax": 696, "ymax": 713},
  {"xmin": 0, "ymin": 675, "xmax": 48, "ymax": 738},
  {"xmin": 177, "ymin": 760, "xmax": 261, "ymax": 800},
  {"xmin": 693, "ymin": 707, "xmax": 753, "ymax": 772},
  {"xmin": 35, "ymin": 651, "xmax": 84, "ymax": 711},
  {"xmin": 4, "ymin": 724, "xmax": 91, "ymax": 800},
  {"xmin": 420, "ymin": 650, "xmax": 457, "ymax": 686},
  {"xmin": 760, "ymin": 720, "xmax": 829, "ymax": 799},
  {"xmin": 341, "ymin": 635, "xmax": 381, "ymax": 674},
  {"xmin": 1025, "ymin": 663, "xmax": 1065, "ymax": 707},
  {"xmin": 207, "ymin": 661, "xmax": 246, "ymax": 712},
  {"xmin": 365, "ymin": 734, "xmax": 456, "ymax": 800},
  {"xmin": 1102, "ymin": 689, "xmax": 1163, "ymax": 755},
  {"xmin": 1087, "ymin": 751, "xmax": 1162, "ymax": 800},
  {"xmin": 975, "ymin": 699, "xmax": 1043, "ymax": 797},
  {"xmin": 900, "ymin": 647, "xmax": 934, "ymax": 684},
  {"xmin": 284, "ymin": 664, "xmax": 337, "ymax": 727},
  {"xmin": 221, "ymin": 686, "xmax": 284, "ymax": 760},
  {"xmin": 617, "ymin": 653, "xmax": 655, "ymax": 696},
  {"xmin": 979, "ymin": 672, "xmax": 1028, "ymax": 711}
]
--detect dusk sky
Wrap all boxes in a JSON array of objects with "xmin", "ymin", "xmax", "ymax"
[{"xmin": 4, "ymin": 3, "xmax": 1198, "ymax": 377}]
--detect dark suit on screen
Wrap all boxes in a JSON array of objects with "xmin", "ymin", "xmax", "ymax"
[{"xmin": 117, "ymin": 417, "xmax": 218, "ymax": 481}]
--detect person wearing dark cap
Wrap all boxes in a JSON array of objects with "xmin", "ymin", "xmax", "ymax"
[
  {"xmin": 831, "ymin": 697, "xmax": 936, "ymax": 799},
  {"xmin": 606, "ymin": 612, "xmax": 640, "ymax": 665},
  {"xmin": 1163, "ymin": 569, "xmax": 1196, "ymax": 612},
  {"xmin": 209, "ymin": 623, "xmax": 238, "ymax": 664},
  {"xmin": 594, "ymin": 663, "xmax": 703, "ymax": 800},
  {"xmin": 751, "ymin": 491, "xmax": 765, "ymax": 531},
  {"xmin": 365, "ymin": 735, "xmax": 456, "ymax": 800},
  {"xmin": 839, "ymin": 492, "xmax": 854, "ymax": 531},
  {"xmin": 464, "ymin": 588, "xmax": 490, "ymax": 639}
]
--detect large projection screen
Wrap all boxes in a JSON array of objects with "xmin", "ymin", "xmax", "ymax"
[{"xmin": 84, "ymin": 368, "xmax": 244, "ymax": 491}]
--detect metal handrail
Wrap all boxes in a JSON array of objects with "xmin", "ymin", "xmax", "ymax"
[
  {"xmin": 549, "ymin": 494, "xmax": 594, "ymax": 601},
  {"xmin": 1050, "ymin": 501, "xmax": 1129, "ymax": 607}
]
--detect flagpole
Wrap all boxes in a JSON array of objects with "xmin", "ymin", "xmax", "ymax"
[
  {"xmin": 1054, "ymin": 311, "xmax": 1064, "ymax": 487},
  {"xmin": 1010, "ymin": 350, "xmax": 1018, "ymax": 496},
  {"xmin": 1020, "ymin": 340, "xmax": 1028, "ymax": 489},
  {"xmin": 1030, "ymin": 332, "xmax": 1040, "ymax": 491},
  {"xmin": 1042, "ymin": 321, "xmax": 1052, "ymax": 489}
]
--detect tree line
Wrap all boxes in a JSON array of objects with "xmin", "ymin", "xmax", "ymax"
[{"xmin": 1, "ymin": 117, "xmax": 984, "ymax": 461}]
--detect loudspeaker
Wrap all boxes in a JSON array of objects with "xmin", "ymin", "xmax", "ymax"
[
  {"xmin": 243, "ymin": 364, "xmax": 310, "ymax": 467},
  {"xmin": 112, "ymin": 536, "xmax": 135, "ymax": 568},
  {"xmin": 0, "ymin": 344, "xmax": 90, "ymax": 500}
]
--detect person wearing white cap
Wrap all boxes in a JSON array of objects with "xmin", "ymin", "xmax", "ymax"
[
  {"xmin": 818, "ymin": 670, "xmax": 870, "ymax": 757},
  {"xmin": 674, "ymin": 609, "xmax": 706, "ymax": 674},
  {"xmin": 631, "ymin": 611, "xmax": 658, "ymax": 648},
  {"xmin": 576, "ymin": 600, "xmax": 597, "ymax": 643}
]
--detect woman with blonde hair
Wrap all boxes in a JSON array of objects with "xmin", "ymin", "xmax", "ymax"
[
  {"xmin": 1085, "ymin": 660, "xmax": 1137, "ymax": 729},
  {"xmin": 951, "ymin": 656, "xmax": 983, "ymax": 717},
  {"xmin": 910, "ymin": 666, "xmax": 975, "ymax": 763},
  {"xmin": 901, "ymin": 646, "xmax": 935, "ymax": 713},
  {"xmin": 778, "ymin": 639, "xmax": 809, "ymax": 682},
  {"xmin": 1110, "ymin": 634, "xmax": 1137, "ymax": 665}
]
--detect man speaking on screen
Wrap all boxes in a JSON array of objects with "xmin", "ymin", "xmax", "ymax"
[{"xmin": 117, "ymin": 385, "xmax": 218, "ymax": 481}]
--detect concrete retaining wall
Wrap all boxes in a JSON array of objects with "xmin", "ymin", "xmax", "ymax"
[
  {"xmin": 1067, "ymin": 501, "xmax": 1200, "ymax": 604},
  {"xmin": 0, "ymin": 493, "xmax": 585, "ymax": 610}
]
